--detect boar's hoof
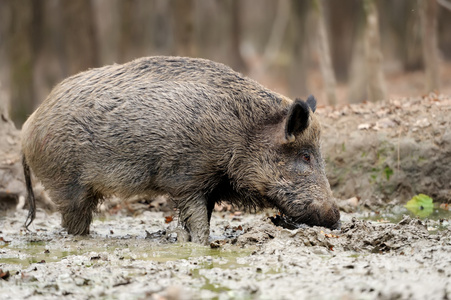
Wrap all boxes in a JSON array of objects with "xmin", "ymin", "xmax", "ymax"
[{"xmin": 165, "ymin": 228, "xmax": 191, "ymax": 243}]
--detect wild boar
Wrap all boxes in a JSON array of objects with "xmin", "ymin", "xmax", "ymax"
[{"xmin": 21, "ymin": 56, "xmax": 340, "ymax": 244}]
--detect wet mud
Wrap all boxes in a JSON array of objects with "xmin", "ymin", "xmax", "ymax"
[{"xmin": 1, "ymin": 207, "xmax": 451, "ymax": 300}]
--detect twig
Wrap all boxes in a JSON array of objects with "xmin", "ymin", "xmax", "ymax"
[{"xmin": 437, "ymin": 0, "xmax": 451, "ymax": 11}]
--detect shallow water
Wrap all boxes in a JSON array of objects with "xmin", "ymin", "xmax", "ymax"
[
  {"xmin": 1, "ymin": 208, "xmax": 451, "ymax": 299},
  {"xmin": 362, "ymin": 204, "xmax": 451, "ymax": 232}
]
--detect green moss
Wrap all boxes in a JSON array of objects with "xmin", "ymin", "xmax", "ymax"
[{"xmin": 384, "ymin": 166, "xmax": 394, "ymax": 181}]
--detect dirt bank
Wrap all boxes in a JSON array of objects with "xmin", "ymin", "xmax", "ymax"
[{"xmin": 319, "ymin": 93, "xmax": 451, "ymax": 204}]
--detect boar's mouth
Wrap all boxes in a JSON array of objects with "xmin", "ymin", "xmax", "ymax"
[
  {"xmin": 270, "ymin": 213, "xmax": 341, "ymax": 230},
  {"xmin": 292, "ymin": 208, "xmax": 341, "ymax": 230},
  {"xmin": 271, "ymin": 201, "xmax": 341, "ymax": 230}
]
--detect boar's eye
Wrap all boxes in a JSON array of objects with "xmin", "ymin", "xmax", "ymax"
[{"xmin": 301, "ymin": 153, "xmax": 311, "ymax": 163}]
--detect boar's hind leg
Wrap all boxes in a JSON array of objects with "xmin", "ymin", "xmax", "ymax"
[
  {"xmin": 207, "ymin": 197, "xmax": 216, "ymax": 224},
  {"xmin": 50, "ymin": 185, "xmax": 100, "ymax": 235},
  {"xmin": 178, "ymin": 194, "xmax": 210, "ymax": 245}
]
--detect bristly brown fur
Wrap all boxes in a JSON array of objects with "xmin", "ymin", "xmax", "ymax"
[{"xmin": 21, "ymin": 56, "xmax": 339, "ymax": 244}]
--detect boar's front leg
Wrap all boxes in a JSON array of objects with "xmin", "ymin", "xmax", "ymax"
[{"xmin": 177, "ymin": 193, "xmax": 210, "ymax": 245}]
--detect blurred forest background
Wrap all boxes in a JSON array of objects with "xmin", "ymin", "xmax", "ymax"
[{"xmin": 1, "ymin": 0, "xmax": 451, "ymax": 128}]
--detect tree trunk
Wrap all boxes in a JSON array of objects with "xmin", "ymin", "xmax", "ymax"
[
  {"xmin": 363, "ymin": 0, "xmax": 387, "ymax": 102},
  {"xmin": 7, "ymin": 0, "xmax": 35, "ymax": 128},
  {"xmin": 263, "ymin": 0, "xmax": 290, "ymax": 68},
  {"xmin": 117, "ymin": 0, "xmax": 136, "ymax": 63},
  {"xmin": 312, "ymin": 0, "xmax": 337, "ymax": 106},
  {"xmin": 438, "ymin": 0, "xmax": 451, "ymax": 60},
  {"xmin": 288, "ymin": 0, "xmax": 309, "ymax": 98},
  {"xmin": 249, "ymin": 0, "xmax": 290, "ymax": 80},
  {"xmin": 419, "ymin": 0, "xmax": 440, "ymax": 92},
  {"xmin": 229, "ymin": 0, "xmax": 247, "ymax": 73},
  {"xmin": 172, "ymin": 0, "xmax": 196, "ymax": 57},
  {"xmin": 347, "ymin": 36, "xmax": 367, "ymax": 104},
  {"xmin": 327, "ymin": 0, "xmax": 360, "ymax": 82},
  {"xmin": 387, "ymin": 1, "xmax": 423, "ymax": 71},
  {"xmin": 60, "ymin": 0, "xmax": 99, "ymax": 76}
]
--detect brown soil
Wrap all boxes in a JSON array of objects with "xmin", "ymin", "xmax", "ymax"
[
  {"xmin": 0, "ymin": 107, "xmax": 24, "ymax": 211},
  {"xmin": 319, "ymin": 93, "xmax": 451, "ymax": 204}
]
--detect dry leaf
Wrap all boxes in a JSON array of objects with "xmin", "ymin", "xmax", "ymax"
[
  {"xmin": 414, "ymin": 118, "xmax": 430, "ymax": 128},
  {"xmin": 440, "ymin": 203, "xmax": 449, "ymax": 211},
  {"xmin": 358, "ymin": 123, "xmax": 371, "ymax": 130},
  {"xmin": 0, "ymin": 269, "xmax": 10, "ymax": 280}
]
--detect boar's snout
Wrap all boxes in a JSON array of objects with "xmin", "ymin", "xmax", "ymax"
[
  {"xmin": 294, "ymin": 200, "xmax": 341, "ymax": 230},
  {"xmin": 320, "ymin": 201, "xmax": 341, "ymax": 230}
]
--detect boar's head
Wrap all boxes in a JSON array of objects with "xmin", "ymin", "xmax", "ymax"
[{"xmin": 237, "ymin": 95, "xmax": 340, "ymax": 230}]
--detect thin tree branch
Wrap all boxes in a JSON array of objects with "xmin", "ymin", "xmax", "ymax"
[{"xmin": 437, "ymin": 0, "xmax": 451, "ymax": 11}]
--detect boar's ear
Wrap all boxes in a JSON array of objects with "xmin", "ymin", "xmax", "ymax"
[
  {"xmin": 306, "ymin": 94, "xmax": 317, "ymax": 113},
  {"xmin": 284, "ymin": 99, "xmax": 310, "ymax": 143}
]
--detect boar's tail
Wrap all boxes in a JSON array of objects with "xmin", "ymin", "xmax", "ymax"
[{"xmin": 23, "ymin": 154, "xmax": 36, "ymax": 229}]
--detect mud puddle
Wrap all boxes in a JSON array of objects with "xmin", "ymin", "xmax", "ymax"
[
  {"xmin": 1, "ymin": 208, "xmax": 451, "ymax": 299},
  {"xmin": 360, "ymin": 204, "xmax": 451, "ymax": 233}
]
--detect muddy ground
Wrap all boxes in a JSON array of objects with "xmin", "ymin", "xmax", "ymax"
[
  {"xmin": 1, "ymin": 94, "xmax": 451, "ymax": 299},
  {"xmin": 1, "ymin": 207, "xmax": 451, "ymax": 300}
]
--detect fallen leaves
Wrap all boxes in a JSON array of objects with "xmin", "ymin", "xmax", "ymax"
[
  {"xmin": 0, "ymin": 237, "xmax": 10, "ymax": 244},
  {"xmin": 338, "ymin": 196, "xmax": 360, "ymax": 213},
  {"xmin": 358, "ymin": 117, "xmax": 399, "ymax": 131},
  {"xmin": 210, "ymin": 240, "xmax": 227, "ymax": 248},
  {"xmin": 440, "ymin": 203, "xmax": 449, "ymax": 211},
  {"xmin": 358, "ymin": 123, "xmax": 371, "ymax": 130},
  {"xmin": 0, "ymin": 269, "xmax": 10, "ymax": 280},
  {"xmin": 375, "ymin": 219, "xmax": 391, "ymax": 223},
  {"xmin": 322, "ymin": 94, "xmax": 449, "ymax": 138},
  {"xmin": 404, "ymin": 194, "xmax": 434, "ymax": 218},
  {"xmin": 413, "ymin": 118, "xmax": 431, "ymax": 128},
  {"xmin": 321, "ymin": 231, "xmax": 339, "ymax": 239}
]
